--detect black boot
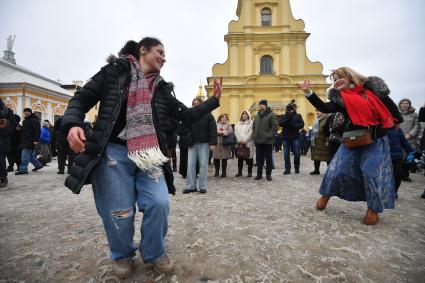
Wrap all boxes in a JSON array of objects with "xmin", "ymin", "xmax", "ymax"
[
  {"xmin": 221, "ymin": 159, "xmax": 227, "ymax": 178},
  {"xmin": 235, "ymin": 159, "xmax": 243, "ymax": 177},
  {"xmin": 0, "ymin": 177, "xmax": 8, "ymax": 188},
  {"xmin": 214, "ymin": 159, "xmax": 220, "ymax": 177},
  {"xmin": 247, "ymin": 158, "xmax": 253, "ymax": 178},
  {"xmin": 7, "ymin": 166, "xmax": 14, "ymax": 172}
]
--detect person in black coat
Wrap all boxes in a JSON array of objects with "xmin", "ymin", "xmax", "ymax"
[
  {"xmin": 0, "ymin": 98, "xmax": 16, "ymax": 187},
  {"xmin": 419, "ymin": 104, "xmax": 425, "ymax": 199},
  {"xmin": 279, "ymin": 103, "xmax": 305, "ymax": 174},
  {"xmin": 62, "ymin": 37, "xmax": 222, "ymax": 278},
  {"xmin": 15, "ymin": 108, "xmax": 43, "ymax": 175},
  {"xmin": 54, "ymin": 116, "xmax": 75, "ymax": 174},
  {"xmin": 6, "ymin": 114, "xmax": 21, "ymax": 172},
  {"xmin": 183, "ymin": 97, "xmax": 217, "ymax": 194}
]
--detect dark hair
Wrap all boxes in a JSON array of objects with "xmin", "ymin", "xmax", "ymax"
[
  {"xmin": 118, "ymin": 37, "xmax": 163, "ymax": 59},
  {"xmin": 192, "ymin": 97, "xmax": 203, "ymax": 105}
]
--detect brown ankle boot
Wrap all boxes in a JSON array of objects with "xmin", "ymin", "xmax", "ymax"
[
  {"xmin": 315, "ymin": 196, "xmax": 330, "ymax": 210},
  {"xmin": 363, "ymin": 208, "xmax": 379, "ymax": 225}
]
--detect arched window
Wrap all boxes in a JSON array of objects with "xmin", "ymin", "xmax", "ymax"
[
  {"xmin": 261, "ymin": 8, "xmax": 272, "ymax": 26},
  {"xmin": 260, "ymin": 56, "xmax": 273, "ymax": 74}
]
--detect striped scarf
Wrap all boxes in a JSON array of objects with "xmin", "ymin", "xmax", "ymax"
[{"xmin": 119, "ymin": 55, "xmax": 168, "ymax": 178}]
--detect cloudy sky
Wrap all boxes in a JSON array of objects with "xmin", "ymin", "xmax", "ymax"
[{"xmin": 1, "ymin": 0, "xmax": 424, "ymax": 109}]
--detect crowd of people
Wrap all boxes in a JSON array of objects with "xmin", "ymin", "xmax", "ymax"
[{"xmin": 0, "ymin": 37, "xmax": 424, "ymax": 279}]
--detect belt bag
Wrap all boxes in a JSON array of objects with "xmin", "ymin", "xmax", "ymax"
[{"xmin": 342, "ymin": 129, "xmax": 372, "ymax": 148}]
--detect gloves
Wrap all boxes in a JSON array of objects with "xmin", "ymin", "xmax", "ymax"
[{"xmin": 405, "ymin": 153, "xmax": 414, "ymax": 164}]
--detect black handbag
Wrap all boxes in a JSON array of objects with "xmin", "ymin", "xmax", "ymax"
[
  {"xmin": 235, "ymin": 145, "xmax": 250, "ymax": 159},
  {"xmin": 222, "ymin": 133, "xmax": 236, "ymax": 146}
]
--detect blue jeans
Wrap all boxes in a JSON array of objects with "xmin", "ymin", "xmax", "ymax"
[
  {"xmin": 186, "ymin": 143, "xmax": 209, "ymax": 191},
  {"xmin": 19, "ymin": 148, "xmax": 43, "ymax": 172},
  {"xmin": 282, "ymin": 138, "xmax": 301, "ymax": 171},
  {"xmin": 91, "ymin": 143, "xmax": 169, "ymax": 262}
]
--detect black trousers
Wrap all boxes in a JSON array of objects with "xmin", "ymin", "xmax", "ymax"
[
  {"xmin": 57, "ymin": 142, "xmax": 75, "ymax": 171},
  {"xmin": 328, "ymin": 142, "xmax": 341, "ymax": 162},
  {"xmin": 256, "ymin": 143, "xmax": 273, "ymax": 177},
  {"xmin": 0, "ymin": 152, "xmax": 7, "ymax": 178},
  {"xmin": 392, "ymin": 159, "xmax": 402, "ymax": 193},
  {"xmin": 237, "ymin": 158, "xmax": 253, "ymax": 174},
  {"xmin": 313, "ymin": 160, "xmax": 330, "ymax": 172}
]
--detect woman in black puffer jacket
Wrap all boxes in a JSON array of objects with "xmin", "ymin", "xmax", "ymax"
[{"xmin": 62, "ymin": 37, "xmax": 222, "ymax": 278}]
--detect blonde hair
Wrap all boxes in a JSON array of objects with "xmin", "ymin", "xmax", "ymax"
[{"xmin": 330, "ymin": 67, "xmax": 368, "ymax": 86}]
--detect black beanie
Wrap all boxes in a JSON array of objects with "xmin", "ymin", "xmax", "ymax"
[{"xmin": 259, "ymin": 99, "xmax": 268, "ymax": 106}]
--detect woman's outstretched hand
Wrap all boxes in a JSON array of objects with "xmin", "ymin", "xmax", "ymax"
[
  {"xmin": 213, "ymin": 77, "xmax": 223, "ymax": 100},
  {"xmin": 297, "ymin": 79, "xmax": 311, "ymax": 94}
]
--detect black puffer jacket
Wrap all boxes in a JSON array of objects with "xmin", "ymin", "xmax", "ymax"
[
  {"xmin": 279, "ymin": 112, "xmax": 304, "ymax": 139},
  {"xmin": 0, "ymin": 105, "xmax": 16, "ymax": 153},
  {"xmin": 19, "ymin": 113, "xmax": 40, "ymax": 149},
  {"xmin": 190, "ymin": 113, "xmax": 217, "ymax": 145},
  {"xmin": 62, "ymin": 57, "xmax": 219, "ymax": 194}
]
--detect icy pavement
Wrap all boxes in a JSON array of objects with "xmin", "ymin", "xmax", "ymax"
[{"xmin": 0, "ymin": 154, "xmax": 424, "ymax": 283}]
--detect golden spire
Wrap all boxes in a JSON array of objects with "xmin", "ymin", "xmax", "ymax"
[{"xmin": 196, "ymin": 82, "xmax": 206, "ymax": 99}]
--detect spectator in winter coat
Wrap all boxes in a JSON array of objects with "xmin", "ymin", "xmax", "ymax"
[
  {"xmin": 15, "ymin": 108, "xmax": 43, "ymax": 175},
  {"xmin": 0, "ymin": 98, "xmax": 16, "ymax": 187},
  {"xmin": 54, "ymin": 116, "xmax": 75, "ymax": 174},
  {"xmin": 38, "ymin": 120, "xmax": 51, "ymax": 165},
  {"xmin": 234, "ymin": 110, "xmax": 254, "ymax": 177},
  {"xmin": 279, "ymin": 102, "xmax": 305, "ymax": 174},
  {"xmin": 6, "ymin": 114, "xmax": 21, "ymax": 172},
  {"xmin": 325, "ymin": 112, "xmax": 345, "ymax": 161},
  {"xmin": 399, "ymin": 98, "xmax": 420, "ymax": 149},
  {"xmin": 398, "ymin": 98, "xmax": 420, "ymax": 181},
  {"xmin": 252, "ymin": 99, "xmax": 277, "ymax": 181},
  {"xmin": 309, "ymin": 110, "xmax": 330, "ymax": 175},
  {"xmin": 212, "ymin": 113, "xmax": 233, "ymax": 178},
  {"xmin": 386, "ymin": 123, "xmax": 414, "ymax": 199},
  {"xmin": 418, "ymin": 104, "xmax": 425, "ymax": 199},
  {"xmin": 184, "ymin": 97, "xmax": 217, "ymax": 194}
]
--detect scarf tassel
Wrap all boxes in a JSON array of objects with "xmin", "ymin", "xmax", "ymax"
[{"xmin": 128, "ymin": 146, "xmax": 169, "ymax": 180}]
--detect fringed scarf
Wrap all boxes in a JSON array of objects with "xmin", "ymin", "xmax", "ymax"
[
  {"xmin": 119, "ymin": 55, "xmax": 168, "ymax": 178},
  {"xmin": 340, "ymin": 84, "xmax": 395, "ymax": 129}
]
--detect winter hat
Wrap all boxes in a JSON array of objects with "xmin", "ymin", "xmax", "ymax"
[
  {"xmin": 259, "ymin": 99, "xmax": 268, "ymax": 106},
  {"xmin": 23, "ymin": 108, "xmax": 32, "ymax": 113}
]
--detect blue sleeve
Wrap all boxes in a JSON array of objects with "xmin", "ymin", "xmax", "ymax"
[{"xmin": 399, "ymin": 129, "xmax": 414, "ymax": 153}]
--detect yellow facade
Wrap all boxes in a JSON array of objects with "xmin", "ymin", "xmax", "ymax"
[{"xmin": 206, "ymin": 0, "xmax": 330, "ymax": 127}]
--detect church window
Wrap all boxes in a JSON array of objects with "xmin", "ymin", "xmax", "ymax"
[
  {"xmin": 261, "ymin": 8, "xmax": 272, "ymax": 26},
  {"xmin": 260, "ymin": 56, "xmax": 274, "ymax": 74}
]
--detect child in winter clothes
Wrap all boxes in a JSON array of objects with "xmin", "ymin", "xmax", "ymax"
[{"xmin": 387, "ymin": 124, "xmax": 414, "ymax": 199}]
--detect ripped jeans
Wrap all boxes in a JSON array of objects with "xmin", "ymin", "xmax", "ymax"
[{"xmin": 91, "ymin": 143, "xmax": 169, "ymax": 262}]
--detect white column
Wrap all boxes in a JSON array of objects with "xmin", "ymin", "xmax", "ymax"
[
  {"xmin": 25, "ymin": 97, "xmax": 31, "ymax": 109},
  {"xmin": 17, "ymin": 95, "xmax": 23, "ymax": 115},
  {"xmin": 47, "ymin": 102, "xmax": 52, "ymax": 123},
  {"xmin": 230, "ymin": 95, "xmax": 239, "ymax": 124}
]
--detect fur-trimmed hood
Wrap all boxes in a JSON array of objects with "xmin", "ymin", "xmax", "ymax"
[{"xmin": 327, "ymin": 76, "xmax": 390, "ymax": 108}]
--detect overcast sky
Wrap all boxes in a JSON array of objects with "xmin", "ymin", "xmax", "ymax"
[{"xmin": 1, "ymin": 0, "xmax": 424, "ymax": 110}]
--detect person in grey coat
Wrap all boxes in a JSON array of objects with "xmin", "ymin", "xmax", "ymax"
[
  {"xmin": 252, "ymin": 99, "xmax": 277, "ymax": 181},
  {"xmin": 399, "ymin": 98, "xmax": 420, "ymax": 181},
  {"xmin": 399, "ymin": 98, "xmax": 420, "ymax": 150}
]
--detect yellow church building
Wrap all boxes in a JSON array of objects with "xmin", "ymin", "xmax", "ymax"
[{"xmin": 206, "ymin": 0, "xmax": 330, "ymax": 127}]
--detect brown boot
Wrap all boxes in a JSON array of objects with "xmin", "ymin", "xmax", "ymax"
[
  {"xmin": 363, "ymin": 208, "xmax": 379, "ymax": 225},
  {"xmin": 144, "ymin": 253, "xmax": 175, "ymax": 273},
  {"xmin": 113, "ymin": 258, "xmax": 134, "ymax": 279},
  {"xmin": 315, "ymin": 196, "xmax": 330, "ymax": 210}
]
